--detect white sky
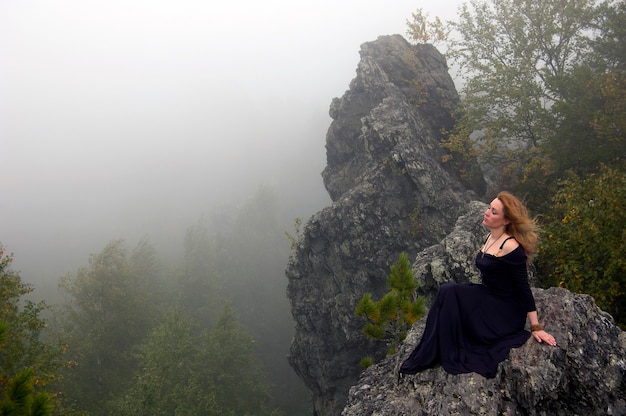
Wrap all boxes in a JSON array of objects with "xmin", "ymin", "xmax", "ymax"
[{"xmin": 0, "ymin": 0, "xmax": 463, "ymax": 282}]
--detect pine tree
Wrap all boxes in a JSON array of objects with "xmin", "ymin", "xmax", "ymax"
[
  {"xmin": 0, "ymin": 367, "xmax": 53, "ymax": 416},
  {"xmin": 355, "ymin": 252, "xmax": 424, "ymax": 358}
]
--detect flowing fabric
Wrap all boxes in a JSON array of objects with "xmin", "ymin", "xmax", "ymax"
[{"xmin": 399, "ymin": 245, "xmax": 535, "ymax": 378}]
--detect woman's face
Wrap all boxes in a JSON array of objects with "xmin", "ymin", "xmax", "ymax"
[{"xmin": 483, "ymin": 198, "xmax": 509, "ymax": 230}]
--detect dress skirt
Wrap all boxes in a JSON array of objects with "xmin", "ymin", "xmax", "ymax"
[{"xmin": 399, "ymin": 282, "xmax": 531, "ymax": 378}]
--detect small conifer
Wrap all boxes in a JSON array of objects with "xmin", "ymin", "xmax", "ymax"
[{"xmin": 355, "ymin": 252, "xmax": 424, "ymax": 359}]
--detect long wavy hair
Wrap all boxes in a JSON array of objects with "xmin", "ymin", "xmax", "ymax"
[{"xmin": 497, "ymin": 191, "xmax": 539, "ymax": 262}]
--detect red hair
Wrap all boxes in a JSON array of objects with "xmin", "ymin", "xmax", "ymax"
[{"xmin": 497, "ymin": 191, "xmax": 539, "ymax": 262}]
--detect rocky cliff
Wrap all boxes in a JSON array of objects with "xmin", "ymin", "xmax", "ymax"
[{"xmin": 286, "ymin": 34, "xmax": 482, "ymax": 415}]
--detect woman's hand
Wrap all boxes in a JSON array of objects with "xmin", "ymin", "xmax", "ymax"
[{"xmin": 532, "ymin": 329, "xmax": 557, "ymax": 346}]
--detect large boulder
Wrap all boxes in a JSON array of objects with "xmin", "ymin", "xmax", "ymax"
[{"xmin": 342, "ymin": 287, "xmax": 626, "ymax": 415}]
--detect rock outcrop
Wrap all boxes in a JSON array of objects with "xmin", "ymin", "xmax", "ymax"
[
  {"xmin": 286, "ymin": 35, "xmax": 481, "ymax": 415},
  {"xmin": 341, "ymin": 206, "xmax": 626, "ymax": 415},
  {"xmin": 342, "ymin": 286, "xmax": 626, "ymax": 416}
]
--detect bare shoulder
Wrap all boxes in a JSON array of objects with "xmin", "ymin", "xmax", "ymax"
[{"xmin": 498, "ymin": 236, "xmax": 519, "ymax": 257}]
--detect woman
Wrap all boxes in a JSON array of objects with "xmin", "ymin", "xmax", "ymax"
[{"xmin": 399, "ymin": 192, "xmax": 556, "ymax": 379}]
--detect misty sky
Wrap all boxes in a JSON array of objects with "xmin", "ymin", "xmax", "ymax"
[{"xmin": 1, "ymin": 0, "xmax": 462, "ymax": 284}]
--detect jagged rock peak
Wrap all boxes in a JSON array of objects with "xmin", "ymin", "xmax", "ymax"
[
  {"xmin": 287, "ymin": 34, "xmax": 480, "ymax": 416},
  {"xmin": 322, "ymin": 34, "xmax": 475, "ymax": 201},
  {"xmin": 342, "ymin": 287, "xmax": 626, "ymax": 416}
]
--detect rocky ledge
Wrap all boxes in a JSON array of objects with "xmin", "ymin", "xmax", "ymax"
[{"xmin": 342, "ymin": 286, "xmax": 626, "ymax": 416}]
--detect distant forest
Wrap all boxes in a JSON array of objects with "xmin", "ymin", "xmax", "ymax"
[
  {"xmin": 2, "ymin": 0, "xmax": 625, "ymax": 415},
  {"xmin": 1, "ymin": 186, "xmax": 311, "ymax": 415}
]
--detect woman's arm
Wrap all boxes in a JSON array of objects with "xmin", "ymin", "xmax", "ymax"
[{"xmin": 527, "ymin": 310, "xmax": 557, "ymax": 346}]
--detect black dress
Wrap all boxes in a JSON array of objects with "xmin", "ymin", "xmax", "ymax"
[{"xmin": 399, "ymin": 238, "xmax": 536, "ymax": 378}]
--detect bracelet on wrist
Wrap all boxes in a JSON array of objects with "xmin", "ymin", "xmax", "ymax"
[{"xmin": 530, "ymin": 324, "xmax": 543, "ymax": 332}]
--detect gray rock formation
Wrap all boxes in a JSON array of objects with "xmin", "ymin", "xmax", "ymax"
[
  {"xmin": 286, "ymin": 34, "xmax": 482, "ymax": 415},
  {"xmin": 342, "ymin": 286, "xmax": 626, "ymax": 416},
  {"xmin": 341, "ymin": 204, "xmax": 626, "ymax": 414}
]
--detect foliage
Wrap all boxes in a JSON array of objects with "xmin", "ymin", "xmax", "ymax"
[
  {"xmin": 442, "ymin": 0, "xmax": 609, "ymax": 197},
  {"xmin": 51, "ymin": 185, "xmax": 309, "ymax": 415},
  {"xmin": 179, "ymin": 221, "xmax": 226, "ymax": 326},
  {"xmin": 355, "ymin": 253, "xmax": 424, "ymax": 355},
  {"xmin": 55, "ymin": 240, "xmax": 163, "ymax": 415},
  {"xmin": 284, "ymin": 217, "xmax": 302, "ymax": 251},
  {"xmin": 211, "ymin": 186, "xmax": 309, "ymax": 414},
  {"xmin": 203, "ymin": 304, "xmax": 275, "ymax": 415},
  {"xmin": 113, "ymin": 305, "xmax": 277, "ymax": 416},
  {"xmin": 0, "ymin": 249, "xmax": 65, "ymax": 415},
  {"xmin": 538, "ymin": 165, "xmax": 626, "ymax": 328},
  {"xmin": 405, "ymin": 8, "xmax": 450, "ymax": 45},
  {"xmin": 111, "ymin": 309, "xmax": 214, "ymax": 416},
  {"xmin": 408, "ymin": 204, "xmax": 423, "ymax": 238},
  {"xmin": 359, "ymin": 357, "xmax": 375, "ymax": 370},
  {"xmin": 0, "ymin": 368, "xmax": 53, "ymax": 416},
  {"xmin": 530, "ymin": 1, "xmax": 626, "ymax": 209}
]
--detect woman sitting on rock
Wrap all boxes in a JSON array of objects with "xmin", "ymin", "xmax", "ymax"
[{"xmin": 399, "ymin": 191, "xmax": 557, "ymax": 379}]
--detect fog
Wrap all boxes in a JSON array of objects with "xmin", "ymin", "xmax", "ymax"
[{"xmin": 1, "ymin": 0, "xmax": 461, "ymax": 285}]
